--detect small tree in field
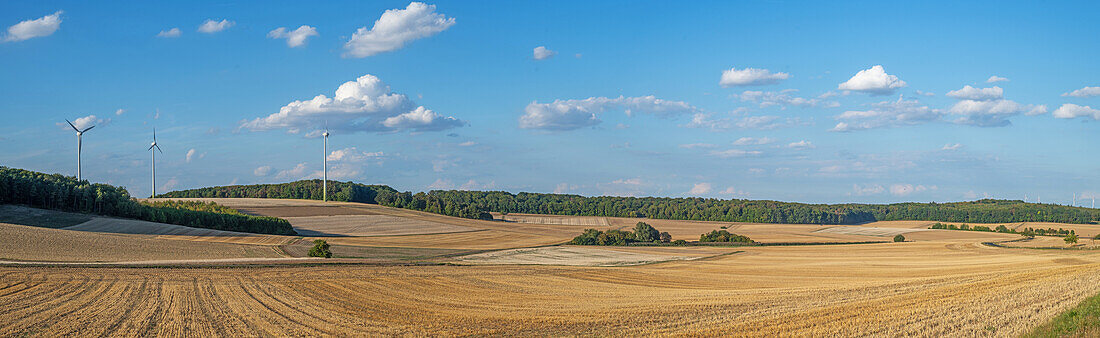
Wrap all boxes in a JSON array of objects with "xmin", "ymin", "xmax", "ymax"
[
  {"xmin": 659, "ymin": 231, "xmax": 672, "ymax": 243},
  {"xmin": 309, "ymin": 239, "xmax": 332, "ymax": 258},
  {"xmin": 1065, "ymin": 233, "xmax": 1078, "ymax": 245},
  {"xmin": 893, "ymin": 234, "xmax": 905, "ymax": 242}
]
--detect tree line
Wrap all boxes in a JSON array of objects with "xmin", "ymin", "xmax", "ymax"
[
  {"xmin": 158, "ymin": 180, "xmax": 1100, "ymax": 225},
  {"xmin": 0, "ymin": 166, "xmax": 296, "ymax": 235}
]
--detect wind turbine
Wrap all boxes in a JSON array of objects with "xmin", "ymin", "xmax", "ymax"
[
  {"xmin": 148, "ymin": 128, "xmax": 163, "ymax": 197},
  {"xmin": 65, "ymin": 119, "xmax": 95, "ymax": 181},
  {"xmin": 322, "ymin": 128, "xmax": 329, "ymax": 202}
]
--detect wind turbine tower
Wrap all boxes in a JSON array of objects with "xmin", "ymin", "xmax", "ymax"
[
  {"xmin": 322, "ymin": 129, "xmax": 329, "ymax": 202},
  {"xmin": 148, "ymin": 129, "xmax": 163, "ymax": 197},
  {"xmin": 65, "ymin": 120, "xmax": 95, "ymax": 181}
]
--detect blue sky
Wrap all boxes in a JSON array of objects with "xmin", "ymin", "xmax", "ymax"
[{"xmin": 2, "ymin": 0, "xmax": 1098, "ymax": 204}]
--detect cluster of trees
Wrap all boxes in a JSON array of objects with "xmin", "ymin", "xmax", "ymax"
[
  {"xmin": 698, "ymin": 230, "xmax": 753, "ymax": 243},
  {"xmin": 159, "ymin": 180, "xmax": 1100, "ymax": 225},
  {"xmin": 929, "ymin": 222, "xmax": 1079, "ymax": 238},
  {"xmin": 0, "ymin": 166, "xmax": 296, "ymax": 235},
  {"xmin": 160, "ymin": 181, "xmax": 493, "ymax": 221},
  {"xmin": 570, "ymin": 222, "xmax": 672, "ymax": 246},
  {"xmin": 308, "ymin": 239, "xmax": 332, "ymax": 258}
]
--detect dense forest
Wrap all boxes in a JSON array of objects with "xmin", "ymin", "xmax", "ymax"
[
  {"xmin": 0, "ymin": 167, "xmax": 296, "ymax": 235},
  {"xmin": 158, "ymin": 180, "xmax": 1100, "ymax": 225}
]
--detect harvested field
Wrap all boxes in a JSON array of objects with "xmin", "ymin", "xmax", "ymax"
[
  {"xmin": 496, "ymin": 213, "xmax": 610, "ymax": 226},
  {"xmin": 285, "ymin": 215, "xmax": 477, "ymax": 237},
  {"xmin": 1, "ymin": 241, "xmax": 1098, "ymax": 336},
  {"xmin": 281, "ymin": 242, "xmax": 465, "ymax": 260},
  {"xmin": 318, "ymin": 229, "xmax": 567, "ymax": 250},
  {"xmin": 0, "ymin": 222, "xmax": 281, "ymax": 262},
  {"xmin": 63, "ymin": 217, "xmax": 291, "ymax": 246},
  {"xmin": 236, "ymin": 206, "xmax": 378, "ymax": 217},
  {"xmin": 454, "ymin": 245, "xmax": 702, "ymax": 266},
  {"xmin": 814, "ymin": 226, "xmax": 926, "ymax": 237},
  {"xmin": 0, "ymin": 205, "xmax": 93, "ymax": 228}
]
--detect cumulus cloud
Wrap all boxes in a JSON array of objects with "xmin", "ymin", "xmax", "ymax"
[
  {"xmin": 186, "ymin": 149, "xmax": 197, "ymax": 163},
  {"xmin": 1062, "ymin": 86, "xmax": 1100, "ymax": 98},
  {"xmin": 738, "ymin": 90, "xmax": 837, "ymax": 108},
  {"xmin": 732, "ymin": 137, "xmax": 774, "ymax": 146},
  {"xmin": 1052, "ymin": 103, "xmax": 1100, "ymax": 120},
  {"xmin": 942, "ymin": 143, "xmax": 963, "ymax": 150},
  {"xmin": 254, "ymin": 166, "xmax": 272, "ymax": 176},
  {"xmin": 59, "ymin": 114, "xmax": 108, "ymax": 130},
  {"xmin": 115, "ymin": 109, "xmax": 126, "ymax": 116},
  {"xmin": 240, "ymin": 74, "xmax": 464, "ymax": 135},
  {"xmin": 532, "ymin": 46, "xmax": 555, "ymax": 60},
  {"xmin": 156, "ymin": 28, "xmax": 181, "ymax": 38},
  {"xmin": 519, "ymin": 95, "xmax": 697, "ymax": 130},
  {"xmin": 198, "ymin": 19, "xmax": 234, "ymax": 33},
  {"xmin": 831, "ymin": 96, "xmax": 941, "ymax": 131},
  {"xmin": 787, "ymin": 140, "xmax": 814, "ymax": 149},
  {"xmin": 945, "ymin": 85, "xmax": 1003, "ymax": 101},
  {"xmin": 683, "ymin": 113, "xmax": 804, "ymax": 131},
  {"xmin": 327, "ymin": 147, "xmax": 384, "ymax": 162},
  {"xmin": 719, "ymin": 67, "xmax": 790, "ymax": 87},
  {"xmin": 3, "ymin": 11, "xmax": 62, "ymax": 42},
  {"xmin": 343, "ymin": 2, "xmax": 455, "ymax": 58},
  {"xmin": 275, "ymin": 163, "xmax": 310, "ymax": 180},
  {"xmin": 718, "ymin": 186, "xmax": 748, "ymax": 197},
  {"xmin": 986, "ymin": 75, "xmax": 1009, "ymax": 83},
  {"xmin": 837, "ymin": 65, "xmax": 906, "ymax": 95},
  {"xmin": 890, "ymin": 184, "xmax": 932, "ymax": 196},
  {"xmin": 949, "ymin": 99, "xmax": 1046, "ymax": 127},
  {"xmin": 689, "ymin": 183, "xmax": 712, "ymax": 195},
  {"xmin": 268, "ymin": 25, "xmax": 318, "ymax": 47},
  {"xmin": 852, "ymin": 184, "xmax": 885, "ymax": 196}
]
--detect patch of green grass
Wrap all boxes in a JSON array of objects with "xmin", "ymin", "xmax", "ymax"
[{"xmin": 1026, "ymin": 291, "xmax": 1100, "ymax": 337}]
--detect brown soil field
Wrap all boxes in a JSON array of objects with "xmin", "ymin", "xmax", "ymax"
[
  {"xmin": 63, "ymin": 217, "xmax": 291, "ymax": 246},
  {"xmin": 454, "ymin": 245, "xmax": 712, "ymax": 266},
  {"xmin": 814, "ymin": 226, "xmax": 927, "ymax": 237},
  {"xmin": 0, "ymin": 222, "xmax": 281, "ymax": 262},
  {"xmin": 284, "ymin": 215, "xmax": 477, "ymax": 237},
  {"xmin": 1, "ymin": 241, "xmax": 1098, "ymax": 336},
  {"xmin": 495, "ymin": 213, "xmax": 611, "ymax": 226}
]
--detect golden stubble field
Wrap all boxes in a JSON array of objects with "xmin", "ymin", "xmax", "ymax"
[{"xmin": 3, "ymin": 198, "xmax": 1100, "ymax": 336}]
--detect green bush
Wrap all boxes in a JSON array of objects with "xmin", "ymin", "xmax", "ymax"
[
  {"xmin": 308, "ymin": 239, "xmax": 332, "ymax": 258},
  {"xmin": 699, "ymin": 230, "xmax": 753, "ymax": 243},
  {"xmin": 671, "ymin": 239, "xmax": 687, "ymax": 245},
  {"xmin": 894, "ymin": 234, "xmax": 905, "ymax": 242},
  {"xmin": 633, "ymin": 222, "xmax": 660, "ymax": 242},
  {"xmin": 659, "ymin": 231, "xmax": 672, "ymax": 243},
  {"xmin": 1065, "ymin": 233, "xmax": 1079, "ymax": 245}
]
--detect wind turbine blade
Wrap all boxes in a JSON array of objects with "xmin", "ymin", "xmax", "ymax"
[
  {"xmin": 65, "ymin": 119, "xmax": 79, "ymax": 132},
  {"xmin": 81, "ymin": 125, "xmax": 95, "ymax": 133},
  {"xmin": 155, "ymin": 144, "xmax": 163, "ymax": 153},
  {"xmin": 153, "ymin": 128, "xmax": 157, "ymax": 142},
  {"xmin": 148, "ymin": 144, "xmax": 155, "ymax": 151}
]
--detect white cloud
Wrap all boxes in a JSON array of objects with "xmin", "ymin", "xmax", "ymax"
[
  {"xmin": 710, "ymin": 149, "xmax": 763, "ymax": 158},
  {"xmin": 275, "ymin": 163, "xmax": 310, "ymax": 179},
  {"xmin": 327, "ymin": 147, "xmax": 384, "ymax": 162},
  {"xmin": 949, "ymin": 99, "xmax": 1046, "ymax": 127},
  {"xmin": 1052, "ymin": 103, "xmax": 1100, "ymax": 120},
  {"xmin": 915, "ymin": 90, "xmax": 934, "ymax": 97},
  {"xmin": 942, "ymin": 143, "xmax": 963, "ymax": 150},
  {"xmin": 597, "ymin": 178, "xmax": 647, "ymax": 197},
  {"xmin": 553, "ymin": 183, "xmax": 580, "ymax": 194},
  {"xmin": 186, "ymin": 149, "xmax": 197, "ymax": 163},
  {"xmin": 732, "ymin": 137, "xmax": 774, "ymax": 146},
  {"xmin": 831, "ymin": 96, "xmax": 941, "ymax": 131},
  {"xmin": 787, "ymin": 140, "xmax": 814, "ymax": 149},
  {"xmin": 738, "ymin": 90, "xmax": 837, "ymax": 108},
  {"xmin": 240, "ymin": 74, "xmax": 464, "ymax": 134},
  {"xmin": 156, "ymin": 28, "xmax": 181, "ymax": 38},
  {"xmin": 254, "ymin": 166, "xmax": 272, "ymax": 176},
  {"xmin": 343, "ymin": 2, "xmax": 455, "ymax": 58},
  {"xmin": 426, "ymin": 178, "xmax": 453, "ymax": 190},
  {"xmin": 889, "ymin": 184, "xmax": 931, "ymax": 196},
  {"xmin": 986, "ymin": 75, "xmax": 1009, "ymax": 83},
  {"xmin": 679, "ymin": 143, "xmax": 716, "ymax": 149},
  {"xmin": 1062, "ymin": 86, "xmax": 1100, "ymax": 98},
  {"xmin": 945, "ymin": 85, "xmax": 1003, "ymax": 101},
  {"xmin": 718, "ymin": 186, "xmax": 748, "ymax": 197},
  {"xmin": 59, "ymin": 114, "xmax": 108, "ymax": 130},
  {"xmin": 459, "ymin": 179, "xmax": 495, "ymax": 190},
  {"xmin": 458, "ymin": 141, "xmax": 476, "ymax": 146},
  {"xmin": 268, "ymin": 25, "xmax": 318, "ymax": 47},
  {"xmin": 719, "ymin": 67, "xmax": 790, "ymax": 87},
  {"xmin": 532, "ymin": 46, "xmax": 555, "ymax": 60},
  {"xmin": 115, "ymin": 109, "xmax": 126, "ymax": 116},
  {"xmin": 852, "ymin": 184, "xmax": 885, "ymax": 196},
  {"xmin": 683, "ymin": 113, "xmax": 803, "ymax": 131},
  {"xmin": 3, "ymin": 11, "xmax": 62, "ymax": 42},
  {"xmin": 837, "ymin": 65, "xmax": 906, "ymax": 95},
  {"xmin": 197, "ymin": 19, "xmax": 234, "ymax": 33},
  {"xmin": 689, "ymin": 183, "xmax": 712, "ymax": 195},
  {"xmin": 519, "ymin": 95, "xmax": 696, "ymax": 130}
]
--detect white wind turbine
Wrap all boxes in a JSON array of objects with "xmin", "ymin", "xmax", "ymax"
[
  {"xmin": 322, "ymin": 128, "xmax": 330, "ymax": 202},
  {"xmin": 65, "ymin": 119, "xmax": 95, "ymax": 181},
  {"xmin": 148, "ymin": 128, "xmax": 163, "ymax": 197}
]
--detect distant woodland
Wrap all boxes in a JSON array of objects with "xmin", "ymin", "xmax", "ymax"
[{"xmin": 159, "ymin": 180, "xmax": 1100, "ymax": 224}]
